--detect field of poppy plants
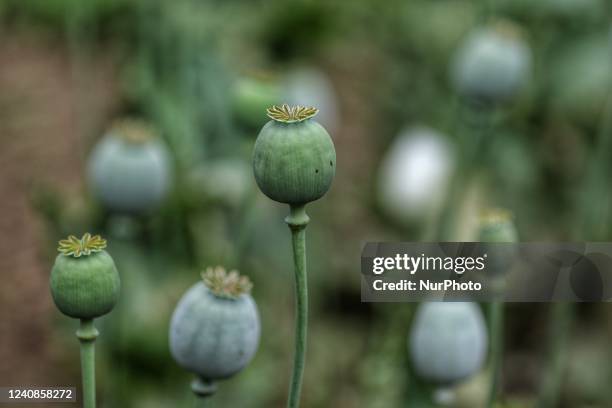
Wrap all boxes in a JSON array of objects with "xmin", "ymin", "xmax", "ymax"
[{"xmin": 0, "ymin": 0, "xmax": 612, "ymax": 407}]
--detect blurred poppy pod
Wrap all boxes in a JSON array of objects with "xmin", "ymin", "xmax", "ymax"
[
  {"xmin": 377, "ymin": 126, "xmax": 455, "ymax": 225},
  {"xmin": 187, "ymin": 158, "xmax": 252, "ymax": 208},
  {"xmin": 283, "ymin": 67, "xmax": 340, "ymax": 134},
  {"xmin": 103, "ymin": 263, "xmax": 173, "ymax": 369},
  {"xmin": 169, "ymin": 267, "xmax": 260, "ymax": 383},
  {"xmin": 87, "ymin": 119, "xmax": 172, "ymax": 214},
  {"xmin": 399, "ymin": 0, "xmax": 477, "ymax": 64},
  {"xmin": 50, "ymin": 234, "xmax": 120, "ymax": 319},
  {"xmin": 478, "ymin": 209, "xmax": 518, "ymax": 279},
  {"xmin": 232, "ymin": 75, "xmax": 282, "ymax": 129},
  {"xmin": 252, "ymin": 104, "xmax": 336, "ymax": 205},
  {"xmin": 478, "ymin": 209, "xmax": 518, "ymax": 242},
  {"xmin": 451, "ymin": 21, "xmax": 531, "ymax": 103},
  {"xmin": 409, "ymin": 302, "xmax": 488, "ymax": 386}
]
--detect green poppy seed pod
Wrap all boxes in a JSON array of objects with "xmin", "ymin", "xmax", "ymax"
[
  {"xmin": 50, "ymin": 234, "xmax": 120, "ymax": 319},
  {"xmin": 87, "ymin": 119, "xmax": 172, "ymax": 214},
  {"xmin": 169, "ymin": 267, "xmax": 260, "ymax": 382},
  {"xmin": 409, "ymin": 302, "xmax": 488, "ymax": 386},
  {"xmin": 451, "ymin": 21, "xmax": 531, "ymax": 103},
  {"xmin": 252, "ymin": 105, "xmax": 336, "ymax": 205},
  {"xmin": 478, "ymin": 209, "xmax": 518, "ymax": 278}
]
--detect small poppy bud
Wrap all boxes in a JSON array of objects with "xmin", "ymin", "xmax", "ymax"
[
  {"xmin": 478, "ymin": 209, "xmax": 518, "ymax": 243},
  {"xmin": 478, "ymin": 209, "xmax": 518, "ymax": 278}
]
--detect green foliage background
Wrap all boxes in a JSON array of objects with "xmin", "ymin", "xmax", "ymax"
[{"xmin": 1, "ymin": 0, "xmax": 612, "ymax": 407}]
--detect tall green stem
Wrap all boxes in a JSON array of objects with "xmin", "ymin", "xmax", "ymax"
[
  {"xmin": 579, "ymin": 92, "xmax": 612, "ymax": 239},
  {"xmin": 285, "ymin": 204, "xmax": 310, "ymax": 408},
  {"xmin": 536, "ymin": 303, "xmax": 573, "ymax": 408},
  {"xmin": 195, "ymin": 398, "xmax": 209, "ymax": 408},
  {"xmin": 192, "ymin": 377, "xmax": 216, "ymax": 408},
  {"xmin": 76, "ymin": 319, "xmax": 99, "ymax": 408},
  {"xmin": 487, "ymin": 301, "xmax": 504, "ymax": 407},
  {"xmin": 437, "ymin": 103, "xmax": 493, "ymax": 240}
]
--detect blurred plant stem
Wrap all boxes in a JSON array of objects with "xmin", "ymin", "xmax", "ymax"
[
  {"xmin": 536, "ymin": 303, "xmax": 573, "ymax": 408},
  {"xmin": 487, "ymin": 301, "xmax": 503, "ymax": 408},
  {"xmin": 77, "ymin": 319, "xmax": 99, "ymax": 408},
  {"xmin": 540, "ymin": 88, "xmax": 612, "ymax": 408},
  {"xmin": 535, "ymin": 93, "xmax": 612, "ymax": 408},
  {"xmin": 232, "ymin": 190, "xmax": 260, "ymax": 267},
  {"xmin": 285, "ymin": 205, "xmax": 310, "ymax": 408},
  {"xmin": 578, "ymin": 91, "xmax": 612, "ymax": 239},
  {"xmin": 437, "ymin": 102, "xmax": 494, "ymax": 240},
  {"xmin": 104, "ymin": 240, "xmax": 138, "ymax": 405},
  {"xmin": 485, "ymin": 0, "xmax": 498, "ymax": 20},
  {"xmin": 538, "ymin": 86, "xmax": 612, "ymax": 408},
  {"xmin": 192, "ymin": 377, "xmax": 216, "ymax": 408},
  {"xmin": 195, "ymin": 399, "xmax": 209, "ymax": 408}
]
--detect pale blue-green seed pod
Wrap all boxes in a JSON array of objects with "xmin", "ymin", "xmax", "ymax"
[
  {"xmin": 87, "ymin": 120, "xmax": 172, "ymax": 214},
  {"xmin": 169, "ymin": 267, "xmax": 260, "ymax": 381},
  {"xmin": 451, "ymin": 22, "xmax": 531, "ymax": 103},
  {"xmin": 409, "ymin": 302, "xmax": 488, "ymax": 386}
]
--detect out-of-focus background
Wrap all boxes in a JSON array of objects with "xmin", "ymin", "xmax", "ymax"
[{"xmin": 1, "ymin": 0, "xmax": 612, "ymax": 407}]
